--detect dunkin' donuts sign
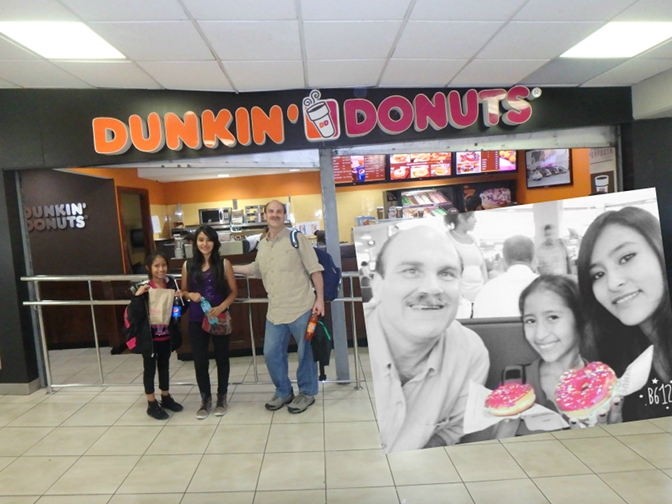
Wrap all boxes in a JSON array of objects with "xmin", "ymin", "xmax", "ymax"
[
  {"xmin": 92, "ymin": 86, "xmax": 538, "ymax": 155},
  {"xmin": 25, "ymin": 203, "xmax": 87, "ymax": 231}
]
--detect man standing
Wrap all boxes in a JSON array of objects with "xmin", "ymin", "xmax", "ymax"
[
  {"xmin": 537, "ymin": 224, "xmax": 570, "ymax": 275},
  {"xmin": 473, "ymin": 235, "xmax": 538, "ymax": 318},
  {"xmin": 233, "ymin": 201, "xmax": 324, "ymax": 414},
  {"xmin": 366, "ymin": 225, "xmax": 489, "ymax": 453}
]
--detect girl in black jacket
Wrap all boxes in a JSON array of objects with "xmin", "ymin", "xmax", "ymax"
[{"xmin": 126, "ymin": 252, "xmax": 184, "ymax": 420}]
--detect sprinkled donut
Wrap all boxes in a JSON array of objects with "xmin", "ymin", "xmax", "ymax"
[
  {"xmin": 555, "ymin": 362, "xmax": 617, "ymax": 419},
  {"xmin": 485, "ymin": 383, "xmax": 536, "ymax": 416}
]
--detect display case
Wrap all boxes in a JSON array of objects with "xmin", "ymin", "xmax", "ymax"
[
  {"xmin": 384, "ymin": 186, "xmax": 457, "ymax": 219},
  {"xmin": 245, "ymin": 205, "xmax": 265, "ymax": 224}
]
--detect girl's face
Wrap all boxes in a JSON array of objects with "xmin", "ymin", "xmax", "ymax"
[
  {"xmin": 196, "ymin": 232, "xmax": 214, "ymax": 256},
  {"xmin": 460, "ymin": 213, "xmax": 477, "ymax": 232},
  {"xmin": 589, "ymin": 224, "xmax": 664, "ymax": 331},
  {"xmin": 523, "ymin": 290, "xmax": 580, "ymax": 364},
  {"xmin": 149, "ymin": 256, "xmax": 167, "ymax": 281}
]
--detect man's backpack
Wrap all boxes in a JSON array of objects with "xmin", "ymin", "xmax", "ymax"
[{"xmin": 290, "ymin": 229, "xmax": 342, "ymax": 302}]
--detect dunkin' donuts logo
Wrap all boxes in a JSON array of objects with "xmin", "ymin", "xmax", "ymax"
[
  {"xmin": 25, "ymin": 203, "xmax": 87, "ymax": 231},
  {"xmin": 92, "ymin": 87, "xmax": 537, "ymax": 155}
]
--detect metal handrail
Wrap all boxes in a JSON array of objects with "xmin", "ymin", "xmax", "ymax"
[{"xmin": 21, "ymin": 271, "xmax": 365, "ymax": 393}]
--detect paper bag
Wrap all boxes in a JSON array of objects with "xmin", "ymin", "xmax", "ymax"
[{"xmin": 149, "ymin": 288, "xmax": 175, "ymax": 326}]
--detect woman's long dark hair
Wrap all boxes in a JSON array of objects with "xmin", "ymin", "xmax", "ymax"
[
  {"xmin": 519, "ymin": 274, "xmax": 592, "ymax": 359},
  {"xmin": 576, "ymin": 207, "xmax": 672, "ymax": 380},
  {"xmin": 187, "ymin": 225, "xmax": 228, "ymax": 297}
]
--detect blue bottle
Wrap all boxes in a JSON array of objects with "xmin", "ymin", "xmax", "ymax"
[{"xmin": 201, "ymin": 298, "xmax": 217, "ymax": 324}]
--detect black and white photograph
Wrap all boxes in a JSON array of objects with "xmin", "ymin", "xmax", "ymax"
[
  {"xmin": 354, "ymin": 188, "xmax": 672, "ymax": 453},
  {"xmin": 525, "ymin": 149, "xmax": 572, "ymax": 188}
]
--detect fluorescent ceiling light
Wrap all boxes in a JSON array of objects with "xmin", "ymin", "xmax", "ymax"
[
  {"xmin": 0, "ymin": 22, "xmax": 125, "ymax": 59},
  {"xmin": 217, "ymin": 174, "xmax": 230, "ymax": 178},
  {"xmin": 289, "ymin": 169, "xmax": 301, "ymax": 172},
  {"xmin": 561, "ymin": 22, "xmax": 672, "ymax": 58}
]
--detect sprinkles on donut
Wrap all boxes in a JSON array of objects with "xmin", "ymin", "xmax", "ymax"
[
  {"xmin": 555, "ymin": 362, "xmax": 617, "ymax": 419},
  {"xmin": 485, "ymin": 383, "xmax": 536, "ymax": 416}
]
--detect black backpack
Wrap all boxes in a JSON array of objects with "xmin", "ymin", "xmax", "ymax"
[{"xmin": 290, "ymin": 229, "xmax": 342, "ymax": 302}]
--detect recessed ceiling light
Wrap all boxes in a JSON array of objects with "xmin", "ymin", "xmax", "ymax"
[
  {"xmin": 217, "ymin": 174, "xmax": 230, "ymax": 178},
  {"xmin": 561, "ymin": 22, "xmax": 672, "ymax": 58},
  {"xmin": 0, "ymin": 22, "xmax": 125, "ymax": 59}
]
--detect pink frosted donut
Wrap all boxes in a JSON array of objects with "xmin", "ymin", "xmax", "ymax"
[
  {"xmin": 485, "ymin": 383, "xmax": 536, "ymax": 416},
  {"xmin": 555, "ymin": 362, "xmax": 617, "ymax": 419}
]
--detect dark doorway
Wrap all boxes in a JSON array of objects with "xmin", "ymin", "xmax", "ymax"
[{"xmin": 117, "ymin": 186, "xmax": 154, "ymax": 274}]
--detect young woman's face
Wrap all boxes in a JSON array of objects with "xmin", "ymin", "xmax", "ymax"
[
  {"xmin": 149, "ymin": 256, "xmax": 167, "ymax": 281},
  {"xmin": 523, "ymin": 290, "xmax": 580, "ymax": 364},
  {"xmin": 589, "ymin": 224, "xmax": 664, "ymax": 330},
  {"xmin": 196, "ymin": 232, "xmax": 214, "ymax": 256},
  {"xmin": 460, "ymin": 213, "xmax": 477, "ymax": 231}
]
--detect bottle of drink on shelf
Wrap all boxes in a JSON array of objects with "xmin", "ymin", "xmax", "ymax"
[{"xmin": 305, "ymin": 311, "xmax": 319, "ymax": 341}]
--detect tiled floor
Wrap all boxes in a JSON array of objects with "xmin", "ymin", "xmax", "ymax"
[{"xmin": 0, "ymin": 347, "xmax": 671, "ymax": 503}]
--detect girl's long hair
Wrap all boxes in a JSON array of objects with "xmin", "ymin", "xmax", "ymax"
[
  {"xmin": 187, "ymin": 225, "xmax": 228, "ymax": 296},
  {"xmin": 576, "ymin": 207, "xmax": 672, "ymax": 380},
  {"xmin": 519, "ymin": 274, "xmax": 592, "ymax": 358}
]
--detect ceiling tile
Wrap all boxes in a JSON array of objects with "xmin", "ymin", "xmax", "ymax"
[
  {"xmin": 199, "ymin": 21, "xmax": 301, "ymax": 61},
  {"xmin": 522, "ymin": 58, "xmax": 627, "ymax": 86},
  {"xmin": 0, "ymin": 77, "xmax": 19, "ymax": 87},
  {"xmin": 410, "ymin": 0, "xmax": 527, "ymax": 21},
  {"xmin": 380, "ymin": 59, "xmax": 466, "ymax": 86},
  {"xmin": 225, "ymin": 60, "xmax": 304, "ymax": 91},
  {"xmin": 53, "ymin": 61, "xmax": 161, "ymax": 89},
  {"xmin": 394, "ymin": 21, "xmax": 502, "ymax": 59},
  {"xmin": 182, "ymin": 0, "xmax": 296, "ymax": 20},
  {"xmin": 0, "ymin": 61, "xmax": 90, "ymax": 87},
  {"xmin": 0, "ymin": 0, "xmax": 77, "ymax": 21},
  {"xmin": 89, "ymin": 21, "xmax": 213, "ymax": 61},
  {"xmin": 301, "ymin": 0, "xmax": 412, "ymax": 20},
  {"xmin": 513, "ymin": 0, "xmax": 638, "ymax": 21},
  {"xmin": 450, "ymin": 59, "xmax": 549, "ymax": 86},
  {"xmin": 304, "ymin": 21, "xmax": 402, "ymax": 59},
  {"xmin": 583, "ymin": 59, "xmax": 672, "ymax": 86},
  {"xmin": 477, "ymin": 21, "xmax": 603, "ymax": 59},
  {"xmin": 0, "ymin": 37, "xmax": 40, "ymax": 60},
  {"xmin": 307, "ymin": 60, "xmax": 386, "ymax": 88},
  {"xmin": 639, "ymin": 39, "xmax": 672, "ymax": 58},
  {"xmin": 614, "ymin": 0, "xmax": 672, "ymax": 21},
  {"xmin": 138, "ymin": 61, "xmax": 233, "ymax": 91},
  {"xmin": 61, "ymin": 0, "xmax": 188, "ymax": 21}
]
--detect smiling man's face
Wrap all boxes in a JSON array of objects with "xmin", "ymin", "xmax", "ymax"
[{"xmin": 373, "ymin": 226, "xmax": 462, "ymax": 343}]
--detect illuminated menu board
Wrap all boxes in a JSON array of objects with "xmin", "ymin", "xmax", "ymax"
[
  {"xmin": 389, "ymin": 153, "xmax": 452, "ymax": 181},
  {"xmin": 481, "ymin": 151, "xmax": 517, "ymax": 172},
  {"xmin": 456, "ymin": 151, "xmax": 517, "ymax": 175},
  {"xmin": 334, "ymin": 155, "xmax": 387, "ymax": 185}
]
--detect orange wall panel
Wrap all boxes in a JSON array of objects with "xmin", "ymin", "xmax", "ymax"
[
  {"xmin": 515, "ymin": 148, "xmax": 591, "ymax": 205},
  {"xmin": 69, "ymin": 167, "xmax": 167, "ymax": 205}
]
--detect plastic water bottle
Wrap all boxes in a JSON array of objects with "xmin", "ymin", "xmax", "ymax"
[
  {"xmin": 201, "ymin": 299, "xmax": 217, "ymax": 324},
  {"xmin": 304, "ymin": 312, "xmax": 319, "ymax": 341}
]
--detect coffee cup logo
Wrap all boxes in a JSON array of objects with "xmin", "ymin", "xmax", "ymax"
[{"xmin": 303, "ymin": 90, "xmax": 340, "ymax": 141}]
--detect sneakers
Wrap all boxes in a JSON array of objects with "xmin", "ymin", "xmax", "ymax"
[
  {"xmin": 160, "ymin": 394, "xmax": 183, "ymax": 412},
  {"xmin": 196, "ymin": 396, "xmax": 212, "ymax": 420},
  {"xmin": 265, "ymin": 393, "xmax": 295, "ymax": 411},
  {"xmin": 214, "ymin": 394, "xmax": 228, "ymax": 417},
  {"xmin": 147, "ymin": 400, "xmax": 169, "ymax": 420},
  {"xmin": 287, "ymin": 393, "xmax": 315, "ymax": 414}
]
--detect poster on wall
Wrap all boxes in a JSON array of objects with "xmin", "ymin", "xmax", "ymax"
[
  {"xmin": 589, "ymin": 147, "xmax": 617, "ymax": 194},
  {"xmin": 354, "ymin": 188, "xmax": 670, "ymax": 453},
  {"xmin": 525, "ymin": 149, "xmax": 572, "ymax": 188}
]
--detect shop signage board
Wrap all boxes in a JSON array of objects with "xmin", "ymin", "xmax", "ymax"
[
  {"xmin": 353, "ymin": 188, "xmax": 671, "ymax": 453},
  {"xmin": 0, "ymin": 86, "xmax": 631, "ymax": 170}
]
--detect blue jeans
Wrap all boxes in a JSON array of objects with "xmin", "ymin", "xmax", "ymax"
[{"xmin": 263, "ymin": 309, "xmax": 318, "ymax": 397}]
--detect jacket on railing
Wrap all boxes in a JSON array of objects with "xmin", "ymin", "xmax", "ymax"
[{"xmin": 124, "ymin": 275, "xmax": 182, "ymax": 355}]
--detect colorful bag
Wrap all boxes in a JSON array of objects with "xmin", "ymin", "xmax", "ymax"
[{"xmin": 202, "ymin": 310, "xmax": 232, "ymax": 335}]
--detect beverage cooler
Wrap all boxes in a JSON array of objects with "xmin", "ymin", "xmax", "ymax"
[{"xmin": 383, "ymin": 186, "xmax": 458, "ymax": 219}]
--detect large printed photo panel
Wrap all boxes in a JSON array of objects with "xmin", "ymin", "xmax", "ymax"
[{"xmin": 354, "ymin": 188, "xmax": 671, "ymax": 453}]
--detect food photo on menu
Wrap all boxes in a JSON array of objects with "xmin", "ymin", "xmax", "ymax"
[
  {"xmin": 353, "ymin": 188, "xmax": 671, "ymax": 453},
  {"xmin": 389, "ymin": 152, "xmax": 452, "ymax": 180},
  {"xmin": 456, "ymin": 151, "xmax": 482, "ymax": 175}
]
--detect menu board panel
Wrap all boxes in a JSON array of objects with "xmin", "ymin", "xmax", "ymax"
[
  {"xmin": 334, "ymin": 155, "xmax": 387, "ymax": 184},
  {"xmin": 455, "ymin": 151, "xmax": 481, "ymax": 175},
  {"xmin": 389, "ymin": 153, "xmax": 452, "ymax": 181},
  {"xmin": 481, "ymin": 150, "xmax": 517, "ymax": 172}
]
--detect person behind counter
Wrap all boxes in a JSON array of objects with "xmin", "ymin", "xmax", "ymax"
[
  {"xmin": 181, "ymin": 225, "xmax": 238, "ymax": 419},
  {"xmin": 126, "ymin": 252, "xmax": 184, "ymax": 420},
  {"xmin": 577, "ymin": 206, "xmax": 672, "ymax": 421},
  {"xmin": 233, "ymin": 200, "xmax": 324, "ymax": 414}
]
